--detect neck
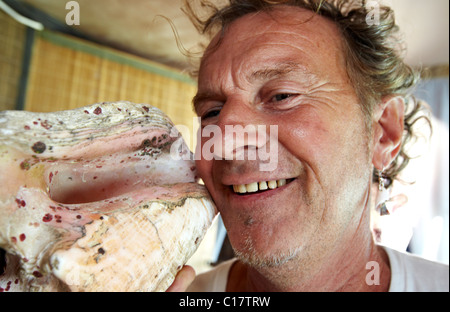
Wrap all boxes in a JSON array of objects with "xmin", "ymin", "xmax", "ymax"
[{"xmin": 228, "ymin": 209, "xmax": 391, "ymax": 292}]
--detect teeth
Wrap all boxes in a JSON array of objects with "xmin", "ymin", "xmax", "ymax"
[
  {"xmin": 268, "ymin": 180, "xmax": 277, "ymax": 189},
  {"xmin": 245, "ymin": 182, "xmax": 258, "ymax": 192},
  {"xmin": 259, "ymin": 181, "xmax": 268, "ymax": 190},
  {"xmin": 233, "ymin": 184, "xmax": 247, "ymax": 194},
  {"xmin": 233, "ymin": 179, "xmax": 288, "ymax": 194}
]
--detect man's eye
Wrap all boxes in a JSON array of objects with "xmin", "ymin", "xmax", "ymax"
[
  {"xmin": 272, "ymin": 93, "xmax": 293, "ymax": 102},
  {"xmin": 202, "ymin": 109, "xmax": 220, "ymax": 119}
]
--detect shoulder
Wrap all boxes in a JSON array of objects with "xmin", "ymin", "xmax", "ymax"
[
  {"xmin": 382, "ymin": 246, "xmax": 449, "ymax": 292},
  {"xmin": 187, "ymin": 259, "xmax": 237, "ymax": 292}
]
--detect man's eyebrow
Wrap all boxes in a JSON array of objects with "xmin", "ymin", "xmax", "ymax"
[
  {"xmin": 192, "ymin": 91, "xmax": 215, "ymax": 113},
  {"xmin": 248, "ymin": 61, "xmax": 311, "ymax": 82}
]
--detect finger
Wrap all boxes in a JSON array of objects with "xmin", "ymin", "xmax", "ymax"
[{"xmin": 166, "ymin": 265, "xmax": 196, "ymax": 292}]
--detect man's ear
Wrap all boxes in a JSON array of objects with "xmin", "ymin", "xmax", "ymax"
[{"xmin": 372, "ymin": 96, "xmax": 405, "ymax": 171}]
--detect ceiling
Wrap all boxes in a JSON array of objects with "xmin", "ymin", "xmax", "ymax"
[{"xmin": 14, "ymin": 0, "xmax": 450, "ymax": 71}]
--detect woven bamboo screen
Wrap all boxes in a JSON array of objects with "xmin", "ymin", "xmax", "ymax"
[
  {"xmin": 0, "ymin": 11, "xmax": 26, "ymax": 111},
  {"xmin": 24, "ymin": 30, "xmax": 198, "ymax": 149}
]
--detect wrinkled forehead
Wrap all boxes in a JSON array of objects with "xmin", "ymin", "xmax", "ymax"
[{"xmin": 201, "ymin": 5, "xmax": 345, "ymax": 68}]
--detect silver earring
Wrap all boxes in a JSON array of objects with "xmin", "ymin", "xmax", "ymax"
[{"xmin": 376, "ymin": 170, "xmax": 390, "ymax": 216}]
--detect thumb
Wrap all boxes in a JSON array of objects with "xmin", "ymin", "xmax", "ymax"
[{"xmin": 166, "ymin": 265, "xmax": 196, "ymax": 292}]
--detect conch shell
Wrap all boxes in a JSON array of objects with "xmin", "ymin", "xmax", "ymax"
[{"xmin": 0, "ymin": 101, "xmax": 216, "ymax": 292}]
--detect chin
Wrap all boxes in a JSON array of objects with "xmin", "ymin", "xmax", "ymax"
[{"xmin": 232, "ymin": 236, "xmax": 302, "ymax": 269}]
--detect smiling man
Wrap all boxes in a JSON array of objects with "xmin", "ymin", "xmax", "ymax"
[{"xmin": 170, "ymin": 0, "xmax": 449, "ymax": 292}]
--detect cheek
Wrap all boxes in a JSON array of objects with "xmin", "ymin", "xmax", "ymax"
[
  {"xmin": 195, "ymin": 155, "xmax": 219, "ymax": 202},
  {"xmin": 278, "ymin": 114, "xmax": 331, "ymax": 165},
  {"xmin": 277, "ymin": 107, "xmax": 369, "ymax": 190},
  {"xmin": 194, "ymin": 134, "xmax": 210, "ymax": 178},
  {"xmin": 194, "ymin": 158, "xmax": 210, "ymax": 183}
]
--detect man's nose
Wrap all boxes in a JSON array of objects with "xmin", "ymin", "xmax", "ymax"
[{"xmin": 211, "ymin": 98, "xmax": 269, "ymax": 161}]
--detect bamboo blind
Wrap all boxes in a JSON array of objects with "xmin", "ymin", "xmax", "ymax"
[
  {"xmin": 24, "ymin": 30, "xmax": 198, "ymax": 149},
  {"xmin": 0, "ymin": 11, "xmax": 26, "ymax": 111}
]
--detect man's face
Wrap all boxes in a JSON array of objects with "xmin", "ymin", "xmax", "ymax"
[{"xmin": 194, "ymin": 7, "xmax": 374, "ymax": 267}]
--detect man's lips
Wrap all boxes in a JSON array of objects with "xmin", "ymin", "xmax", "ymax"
[{"xmin": 231, "ymin": 178, "xmax": 295, "ymax": 195}]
